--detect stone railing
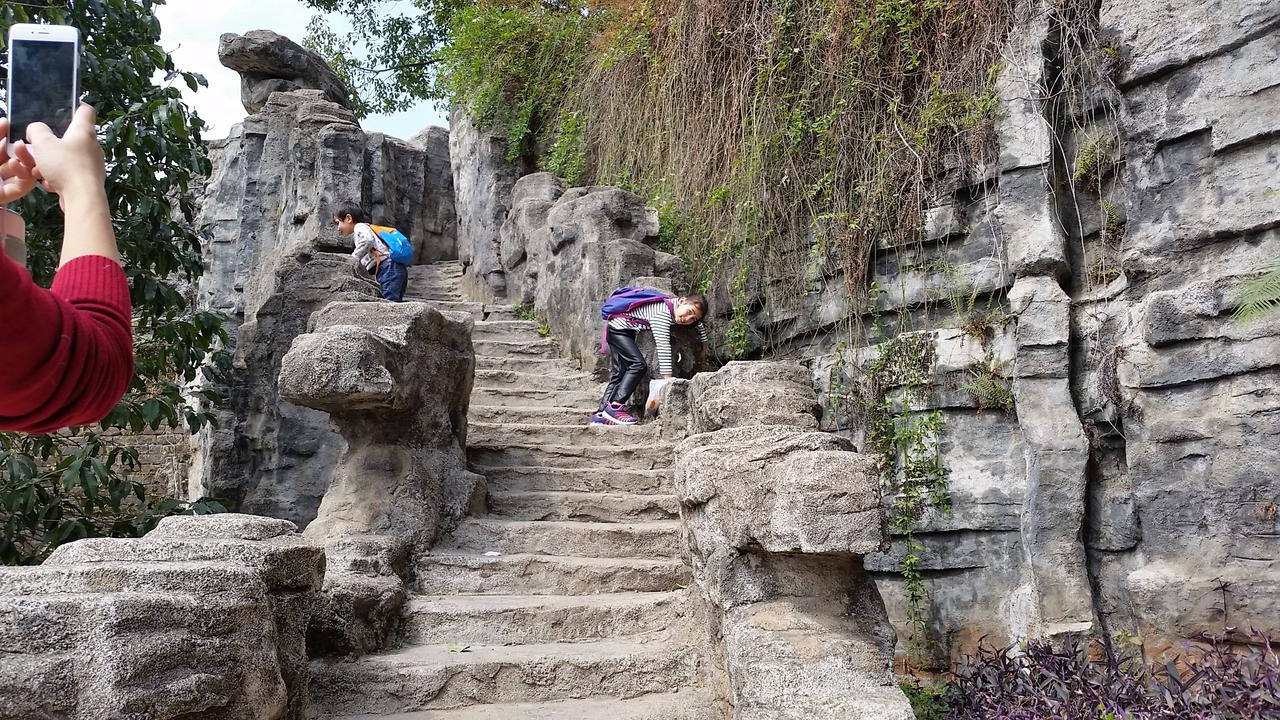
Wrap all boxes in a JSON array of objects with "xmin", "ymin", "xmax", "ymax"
[
  {"xmin": 0, "ymin": 514, "xmax": 323, "ymax": 720},
  {"xmin": 663, "ymin": 361, "xmax": 915, "ymax": 719}
]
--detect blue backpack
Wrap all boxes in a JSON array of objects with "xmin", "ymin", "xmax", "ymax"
[
  {"xmin": 368, "ymin": 223, "xmax": 415, "ymax": 265},
  {"xmin": 599, "ymin": 287, "xmax": 674, "ymax": 354}
]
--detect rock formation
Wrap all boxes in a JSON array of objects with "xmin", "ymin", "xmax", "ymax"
[
  {"xmin": 666, "ymin": 362, "xmax": 914, "ymax": 719},
  {"xmin": 429, "ymin": 0, "xmax": 1280, "ymax": 672},
  {"xmin": 219, "ymin": 30, "xmax": 353, "ymax": 113},
  {"xmin": 278, "ymin": 300, "xmax": 479, "ymax": 654},
  {"xmin": 191, "ymin": 43, "xmax": 457, "ymax": 527},
  {"xmin": 449, "ymin": 108, "xmax": 529, "ymax": 300},
  {"xmin": 0, "ymin": 515, "xmax": 324, "ymax": 720},
  {"xmin": 496, "ymin": 172, "xmax": 701, "ymax": 382}
]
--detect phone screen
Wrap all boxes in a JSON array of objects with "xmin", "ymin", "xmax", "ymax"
[{"xmin": 8, "ymin": 38, "xmax": 77, "ymax": 143}]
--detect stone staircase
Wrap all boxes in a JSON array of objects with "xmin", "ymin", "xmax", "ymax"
[{"xmin": 309, "ymin": 261, "xmax": 710, "ymax": 719}]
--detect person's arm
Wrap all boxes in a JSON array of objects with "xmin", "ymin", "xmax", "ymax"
[
  {"xmin": 696, "ymin": 321, "xmax": 709, "ymax": 367},
  {"xmin": 14, "ymin": 106, "xmax": 119, "ymax": 266},
  {"xmin": 351, "ymin": 224, "xmax": 374, "ymax": 265},
  {"xmin": 0, "ymin": 105, "xmax": 133, "ymax": 433}
]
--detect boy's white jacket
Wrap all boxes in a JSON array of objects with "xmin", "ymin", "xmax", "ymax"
[{"xmin": 350, "ymin": 223, "xmax": 388, "ymax": 270}]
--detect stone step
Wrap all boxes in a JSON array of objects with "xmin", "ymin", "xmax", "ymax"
[
  {"xmin": 414, "ymin": 553, "xmax": 690, "ymax": 596},
  {"xmin": 487, "ymin": 491, "xmax": 680, "ymax": 523},
  {"xmin": 482, "ymin": 306, "xmax": 520, "ymax": 322},
  {"xmin": 400, "ymin": 591, "xmax": 693, "ymax": 646},
  {"xmin": 474, "ymin": 338, "xmax": 559, "ymax": 359},
  {"xmin": 409, "ymin": 292, "xmax": 461, "ymax": 302},
  {"xmin": 477, "ymin": 466, "xmax": 673, "ymax": 495},
  {"xmin": 474, "ymin": 369, "xmax": 597, "ymax": 391},
  {"xmin": 469, "ymin": 422, "xmax": 662, "ymax": 448},
  {"xmin": 439, "ymin": 519, "xmax": 682, "ymax": 560},
  {"xmin": 403, "ymin": 299, "xmax": 484, "ymax": 318},
  {"xmin": 471, "ymin": 331, "xmax": 553, "ymax": 345},
  {"xmin": 471, "ymin": 386, "xmax": 602, "ymax": 408},
  {"xmin": 322, "ymin": 692, "xmax": 711, "ymax": 720},
  {"xmin": 469, "ymin": 405, "xmax": 595, "ymax": 425},
  {"xmin": 468, "ymin": 442, "xmax": 673, "ymax": 470},
  {"xmin": 476, "ymin": 357, "xmax": 587, "ymax": 375},
  {"xmin": 309, "ymin": 641, "xmax": 701, "ymax": 715},
  {"xmin": 408, "ymin": 264, "xmax": 462, "ymax": 277},
  {"xmin": 474, "ymin": 320, "xmax": 542, "ymax": 334}
]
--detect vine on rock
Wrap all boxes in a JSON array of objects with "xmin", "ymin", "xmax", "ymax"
[{"xmin": 850, "ymin": 333, "xmax": 951, "ymax": 662}]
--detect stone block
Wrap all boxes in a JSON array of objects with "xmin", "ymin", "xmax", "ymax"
[
  {"xmin": 218, "ymin": 30, "xmax": 352, "ymax": 113},
  {"xmin": 675, "ymin": 426, "xmax": 883, "ymax": 566},
  {"xmin": 1123, "ymin": 33, "xmax": 1280, "ymax": 153},
  {"xmin": 997, "ymin": 168, "xmax": 1068, "ymax": 278},
  {"xmin": 0, "ymin": 514, "xmax": 321, "ymax": 719},
  {"xmin": 995, "ymin": 1, "xmax": 1052, "ymax": 170},
  {"xmin": 1010, "ymin": 276, "xmax": 1070, "ymax": 348},
  {"xmin": 1127, "ymin": 562, "xmax": 1280, "ymax": 658},
  {"xmin": 1101, "ymin": 0, "xmax": 1280, "ymax": 84},
  {"xmin": 686, "ymin": 361, "xmax": 820, "ymax": 434}
]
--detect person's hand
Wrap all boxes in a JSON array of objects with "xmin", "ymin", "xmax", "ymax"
[
  {"xmin": 0, "ymin": 119, "xmax": 38, "ymax": 204},
  {"xmin": 12, "ymin": 104, "xmax": 106, "ymax": 201}
]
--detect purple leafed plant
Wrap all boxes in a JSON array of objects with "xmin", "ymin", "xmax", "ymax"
[{"xmin": 942, "ymin": 630, "xmax": 1280, "ymax": 719}]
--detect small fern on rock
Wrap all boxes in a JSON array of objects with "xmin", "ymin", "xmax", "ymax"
[{"xmin": 1234, "ymin": 260, "xmax": 1280, "ymax": 324}]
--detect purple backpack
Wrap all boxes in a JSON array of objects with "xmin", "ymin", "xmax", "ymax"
[
  {"xmin": 599, "ymin": 287, "xmax": 674, "ymax": 354},
  {"xmin": 601, "ymin": 287, "xmax": 673, "ymax": 320}
]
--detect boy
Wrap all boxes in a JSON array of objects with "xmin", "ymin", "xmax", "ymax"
[
  {"xmin": 333, "ymin": 202, "xmax": 408, "ymax": 302},
  {"xmin": 594, "ymin": 291, "xmax": 709, "ymax": 426}
]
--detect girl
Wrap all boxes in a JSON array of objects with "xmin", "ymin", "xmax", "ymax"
[{"xmin": 595, "ymin": 289, "xmax": 709, "ymax": 425}]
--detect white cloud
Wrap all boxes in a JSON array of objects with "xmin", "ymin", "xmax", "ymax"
[{"xmin": 155, "ymin": 0, "xmax": 448, "ymax": 141}]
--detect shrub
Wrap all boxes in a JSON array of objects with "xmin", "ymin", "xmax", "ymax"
[{"xmin": 944, "ymin": 631, "xmax": 1280, "ymax": 720}]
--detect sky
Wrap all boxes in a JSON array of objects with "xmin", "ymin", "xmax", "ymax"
[{"xmin": 153, "ymin": 0, "xmax": 449, "ymax": 141}]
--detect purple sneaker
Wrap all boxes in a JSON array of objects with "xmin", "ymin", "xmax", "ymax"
[
  {"xmin": 601, "ymin": 402, "xmax": 639, "ymax": 425},
  {"xmin": 590, "ymin": 411, "xmax": 608, "ymax": 425}
]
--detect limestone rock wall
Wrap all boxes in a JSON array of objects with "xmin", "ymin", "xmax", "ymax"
[
  {"xmin": 190, "ymin": 84, "xmax": 457, "ymax": 528},
  {"xmin": 790, "ymin": 0, "xmax": 1280, "ymax": 667},
  {"xmin": 497, "ymin": 172, "xmax": 700, "ymax": 381},
  {"xmin": 0, "ymin": 514, "xmax": 324, "ymax": 720},
  {"xmin": 443, "ymin": 0, "xmax": 1280, "ymax": 671}
]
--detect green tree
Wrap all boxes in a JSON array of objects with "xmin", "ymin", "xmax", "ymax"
[
  {"xmin": 302, "ymin": 0, "xmax": 468, "ymax": 117},
  {"xmin": 0, "ymin": 0, "xmax": 227, "ymax": 565}
]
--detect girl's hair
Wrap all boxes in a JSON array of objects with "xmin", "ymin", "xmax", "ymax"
[
  {"xmin": 683, "ymin": 293, "xmax": 709, "ymax": 318},
  {"xmin": 331, "ymin": 201, "xmax": 368, "ymax": 224}
]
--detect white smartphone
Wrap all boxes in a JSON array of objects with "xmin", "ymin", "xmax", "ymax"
[{"xmin": 6, "ymin": 23, "xmax": 80, "ymax": 150}]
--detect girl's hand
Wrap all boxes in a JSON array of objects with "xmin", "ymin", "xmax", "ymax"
[{"xmin": 0, "ymin": 120, "xmax": 38, "ymax": 204}]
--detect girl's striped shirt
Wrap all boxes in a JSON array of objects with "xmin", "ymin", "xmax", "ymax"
[{"xmin": 607, "ymin": 301, "xmax": 709, "ymax": 376}]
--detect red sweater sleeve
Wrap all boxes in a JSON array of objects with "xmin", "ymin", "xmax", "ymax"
[{"xmin": 0, "ymin": 254, "xmax": 134, "ymax": 434}]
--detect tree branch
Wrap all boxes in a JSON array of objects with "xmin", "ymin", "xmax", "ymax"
[{"xmin": 349, "ymin": 58, "xmax": 442, "ymax": 75}]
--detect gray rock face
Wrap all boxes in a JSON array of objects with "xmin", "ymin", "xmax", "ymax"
[
  {"xmin": 279, "ymin": 300, "xmax": 478, "ymax": 654},
  {"xmin": 667, "ymin": 361, "xmax": 913, "ymax": 720},
  {"xmin": 497, "ymin": 172, "xmax": 700, "ymax": 384},
  {"xmin": 406, "ymin": 126, "xmax": 459, "ymax": 263},
  {"xmin": 219, "ymin": 30, "xmax": 353, "ymax": 113},
  {"xmin": 190, "ymin": 85, "xmax": 457, "ymax": 529},
  {"xmin": 449, "ymin": 109, "xmax": 528, "ymax": 300},
  {"xmin": 0, "ymin": 514, "xmax": 323, "ymax": 720}
]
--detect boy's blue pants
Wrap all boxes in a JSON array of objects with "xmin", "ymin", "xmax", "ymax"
[{"xmin": 377, "ymin": 261, "xmax": 409, "ymax": 302}]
